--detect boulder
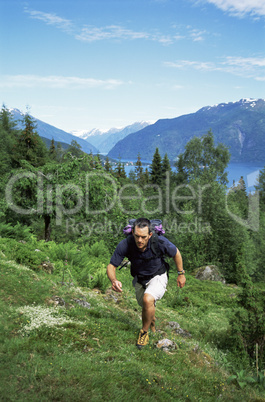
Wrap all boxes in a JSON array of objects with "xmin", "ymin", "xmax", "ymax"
[
  {"xmin": 156, "ymin": 338, "xmax": 177, "ymax": 352},
  {"xmin": 195, "ymin": 265, "xmax": 225, "ymax": 284},
  {"xmin": 167, "ymin": 321, "xmax": 192, "ymax": 338}
]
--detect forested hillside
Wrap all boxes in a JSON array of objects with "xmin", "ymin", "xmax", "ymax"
[
  {"xmin": 9, "ymin": 108, "xmax": 98, "ymax": 154},
  {"xmin": 0, "ymin": 105, "xmax": 265, "ymax": 399},
  {"xmin": 108, "ymin": 98, "xmax": 265, "ymax": 163}
]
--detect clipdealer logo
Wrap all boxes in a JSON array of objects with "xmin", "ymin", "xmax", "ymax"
[{"xmin": 4, "ymin": 170, "xmax": 260, "ymax": 232}]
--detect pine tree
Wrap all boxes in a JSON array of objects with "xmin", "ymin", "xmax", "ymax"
[
  {"xmin": 66, "ymin": 140, "xmax": 84, "ymax": 158},
  {"xmin": 255, "ymin": 166, "xmax": 265, "ymax": 211},
  {"xmin": 104, "ymin": 156, "xmax": 112, "ymax": 172},
  {"xmin": 12, "ymin": 112, "xmax": 47, "ymax": 167},
  {"xmin": 135, "ymin": 153, "xmax": 144, "ymax": 185},
  {"xmin": 0, "ymin": 104, "xmax": 17, "ymax": 134},
  {"xmin": 114, "ymin": 157, "xmax": 126, "ymax": 180},
  {"xmin": 143, "ymin": 167, "xmax": 149, "ymax": 184},
  {"xmin": 49, "ymin": 138, "xmax": 56, "ymax": 160},
  {"xmin": 162, "ymin": 153, "xmax": 171, "ymax": 181},
  {"xmin": 150, "ymin": 147, "xmax": 162, "ymax": 185},
  {"xmin": 0, "ymin": 105, "xmax": 17, "ymax": 174}
]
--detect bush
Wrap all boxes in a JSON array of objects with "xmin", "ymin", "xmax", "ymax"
[
  {"xmin": 0, "ymin": 222, "xmax": 34, "ymax": 241},
  {"xmin": 0, "ymin": 238, "xmax": 48, "ymax": 270},
  {"xmin": 229, "ymin": 281, "xmax": 265, "ymax": 369}
]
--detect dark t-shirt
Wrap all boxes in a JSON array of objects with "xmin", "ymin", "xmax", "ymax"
[{"xmin": 110, "ymin": 235, "xmax": 177, "ymax": 277}]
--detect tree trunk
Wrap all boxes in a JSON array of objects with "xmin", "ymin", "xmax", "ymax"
[{"xmin": 44, "ymin": 214, "xmax": 51, "ymax": 242}]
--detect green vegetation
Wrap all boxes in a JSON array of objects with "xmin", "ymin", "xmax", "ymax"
[
  {"xmin": 0, "ymin": 105, "xmax": 265, "ymax": 400},
  {"xmin": 1, "ymin": 249, "xmax": 265, "ymax": 401}
]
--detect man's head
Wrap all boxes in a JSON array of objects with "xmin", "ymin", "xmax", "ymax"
[{"xmin": 132, "ymin": 218, "xmax": 153, "ymax": 251}]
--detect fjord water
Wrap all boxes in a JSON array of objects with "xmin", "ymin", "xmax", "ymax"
[{"xmin": 123, "ymin": 161, "xmax": 264, "ymax": 192}]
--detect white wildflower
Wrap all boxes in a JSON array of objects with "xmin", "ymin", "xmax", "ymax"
[{"xmin": 17, "ymin": 305, "xmax": 84, "ymax": 334}]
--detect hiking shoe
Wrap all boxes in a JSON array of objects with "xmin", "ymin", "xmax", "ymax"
[{"xmin": 136, "ymin": 329, "xmax": 149, "ymax": 349}]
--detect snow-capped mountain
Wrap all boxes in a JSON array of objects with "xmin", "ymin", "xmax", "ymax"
[
  {"xmin": 71, "ymin": 121, "xmax": 151, "ymax": 153},
  {"xmin": 108, "ymin": 98, "xmax": 265, "ymax": 163}
]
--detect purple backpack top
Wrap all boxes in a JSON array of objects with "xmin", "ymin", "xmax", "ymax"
[{"xmin": 123, "ymin": 219, "xmax": 165, "ymax": 236}]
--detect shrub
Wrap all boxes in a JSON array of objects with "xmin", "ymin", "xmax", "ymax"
[
  {"xmin": 229, "ymin": 281, "xmax": 265, "ymax": 369},
  {"xmin": 0, "ymin": 238, "xmax": 48, "ymax": 270},
  {"xmin": 0, "ymin": 222, "xmax": 34, "ymax": 241}
]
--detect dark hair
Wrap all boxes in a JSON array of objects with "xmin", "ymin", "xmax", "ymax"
[{"xmin": 133, "ymin": 218, "xmax": 151, "ymax": 233}]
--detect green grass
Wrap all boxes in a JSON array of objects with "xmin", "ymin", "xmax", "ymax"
[{"xmin": 0, "ymin": 251, "xmax": 264, "ymax": 401}]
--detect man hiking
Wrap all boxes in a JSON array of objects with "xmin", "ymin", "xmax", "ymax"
[{"xmin": 107, "ymin": 217, "xmax": 186, "ymax": 349}]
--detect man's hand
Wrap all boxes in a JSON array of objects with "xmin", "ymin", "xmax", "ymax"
[
  {"xmin": 177, "ymin": 275, "xmax": 186, "ymax": 288},
  {"xmin": 112, "ymin": 279, "xmax": 123, "ymax": 293},
  {"xmin": 107, "ymin": 264, "xmax": 123, "ymax": 293}
]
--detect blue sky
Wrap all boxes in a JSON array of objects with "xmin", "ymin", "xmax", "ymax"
[{"xmin": 0, "ymin": 0, "xmax": 265, "ymax": 132}]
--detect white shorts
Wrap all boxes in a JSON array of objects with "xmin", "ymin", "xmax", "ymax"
[{"xmin": 133, "ymin": 272, "xmax": 168, "ymax": 308}]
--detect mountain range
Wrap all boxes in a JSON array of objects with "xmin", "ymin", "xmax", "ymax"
[
  {"xmin": 8, "ymin": 99, "xmax": 265, "ymax": 164},
  {"xmin": 9, "ymin": 109, "xmax": 98, "ymax": 155},
  {"xmin": 108, "ymin": 98, "xmax": 265, "ymax": 163},
  {"xmin": 71, "ymin": 121, "xmax": 150, "ymax": 153}
]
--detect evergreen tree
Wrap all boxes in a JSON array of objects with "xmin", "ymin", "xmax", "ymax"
[
  {"xmin": 0, "ymin": 106, "xmax": 17, "ymax": 175},
  {"xmin": 104, "ymin": 156, "xmax": 112, "ymax": 173},
  {"xmin": 66, "ymin": 140, "xmax": 84, "ymax": 158},
  {"xmin": 255, "ymin": 165, "xmax": 265, "ymax": 211},
  {"xmin": 56, "ymin": 142, "xmax": 65, "ymax": 163},
  {"xmin": 0, "ymin": 104, "xmax": 18, "ymax": 134},
  {"xmin": 114, "ymin": 158, "xmax": 126, "ymax": 180},
  {"xmin": 49, "ymin": 138, "xmax": 57, "ymax": 160},
  {"xmin": 228, "ymin": 176, "xmax": 249, "ymax": 219},
  {"xmin": 128, "ymin": 170, "xmax": 136, "ymax": 182},
  {"xmin": 150, "ymin": 147, "xmax": 162, "ymax": 185},
  {"xmin": 143, "ymin": 167, "xmax": 149, "ymax": 184},
  {"xmin": 135, "ymin": 153, "xmax": 144, "ymax": 185},
  {"xmin": 162, "ymin": 153, "xmax": 172, "ymax": 181},
  {"xmin": 94, "ymin": 154, "xmax": 102, "ymax": 169},
  {"xmin": 12, "ymin": 112, "xmax": 47, "ymax": 167}
]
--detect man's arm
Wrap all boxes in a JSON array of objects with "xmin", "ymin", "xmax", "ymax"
[
  {"xmin": 173, "ymin": 250, "xmax": 186, "ymax": 288},
  {"xmin": 107, "ymin": 263, "xmax": 123, "ymax": 292}
]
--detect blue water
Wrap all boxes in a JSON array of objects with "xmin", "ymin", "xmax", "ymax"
[
  {"xmin": 123, "ymin": 161, "xmax": 264, "ymax": 192},
  {"xmin": 226, "ymin": 163, "xmax": 263, "ymax": 190}
]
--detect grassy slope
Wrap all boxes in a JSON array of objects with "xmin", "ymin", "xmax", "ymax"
[{"xmin": 0, "ymin": 253, "xmax": 264, "ymax": 402}]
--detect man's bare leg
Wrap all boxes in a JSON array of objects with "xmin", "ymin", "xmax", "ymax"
[
  {"xmin": 142, "ymin": 293, "xmax": 155, "ymax": 332},
  {"xmin": 150, "ymin": 317, "xmax": 156, "ymax": 333}
]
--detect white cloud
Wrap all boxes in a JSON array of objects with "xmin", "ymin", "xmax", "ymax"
[
  {"xmin": 189, "ymin": 29, "xmax": 207, "ymax": 42},
  {"xmin": 164, "ymin": 60, "xmax": 216, "ymax": 70},
  {"xmin": 224, "ymin": 56, "xmax": 265, "ymax": 68},
  {"xmin": 24, "ymin": 8, "xmax": 74, "ymax": 33},
  {"xmin": 202, "ymin": 0, "xmax": 265, "ymax": 17},
  {"xmin": 164, "ymin": 56, "xmax": 265, "ymax": 78},
  {"xmin": 75, "ymin": 25, "xmax": 150, "ymax": 42},
  {"xmin": 24, "ymin": 8, "xmax": 207, "ymax": 45},
  {"xmin": 0, "ymin": 75, "xmax": 125, "ymax": 90}
]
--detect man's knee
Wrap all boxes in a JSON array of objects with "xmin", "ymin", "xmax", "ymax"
[{"xmin": 143, "ymin": 293, "xmax": 155, "ymax": 307}]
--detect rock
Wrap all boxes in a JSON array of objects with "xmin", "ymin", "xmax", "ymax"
[
  {"xmin": 195, "ymin": 265, "xmax": 225, "ymax": 284},
  {"xmin": 156, "ymin": 338, "xmax": 176, "ymax": 351},
  {"xmin": 167, "ymin": 321, "xmax": 192, "ymax": 338},
  {"xmin": 49, "ymin": 296, "xmax": 66, "ymax": 306},
  {"xmin": 104, "ymin": 289, "xmax": 121, "ymax": 303},
  {"xmin": 73, "ymin": 298, "xmax": 91, "ymax": 309},
  {"xmin": 39, "ymin": 261, "xmax": 54, "ymax": 274}
]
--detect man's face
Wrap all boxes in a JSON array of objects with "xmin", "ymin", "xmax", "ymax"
[{"xmin": 132, "ymin": 226, "xmax": 152, "ymax": 252}]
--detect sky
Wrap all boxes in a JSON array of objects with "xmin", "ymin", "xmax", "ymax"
[{"xmin": 0, "ymin": 0, "xmax": 265, "ymax": 133}]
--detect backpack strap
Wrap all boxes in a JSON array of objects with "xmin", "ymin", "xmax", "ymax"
[{"xmin": 150, "ymin": 233, "xmax": 162, "ymax": 258}]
